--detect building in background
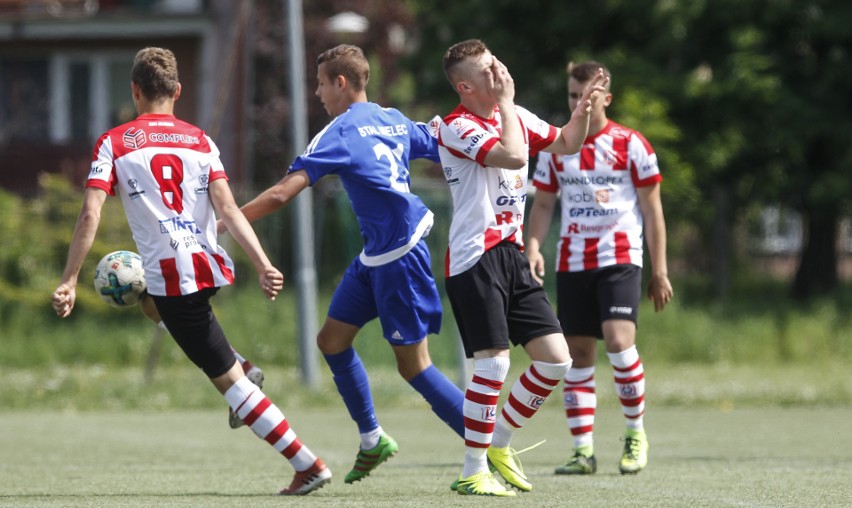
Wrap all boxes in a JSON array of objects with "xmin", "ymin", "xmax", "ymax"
[{"xmin": 0, "ymin": 0, "xmax": 253, "ymax": 195}]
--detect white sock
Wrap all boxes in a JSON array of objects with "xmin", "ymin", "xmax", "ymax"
[{"xmin": 360, "ymin": 425, "xmax": 384, "ymax": 450}]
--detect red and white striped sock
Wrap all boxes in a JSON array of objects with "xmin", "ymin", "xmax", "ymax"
[
  {"xmin": 224, "ymin": 376, "xmax": 317, "ymax": 471},
  {"xmin": 492, "ymin": 360, "xmax": 570, "ymax": 448},
  {"xmin": 607, "ymin": 346, "xmax": 645, "ymax": 431},
  {"xmin": 563, "ymin": 366, "xmax": 596, "ymax": 451},
  {"xmin": 461, "ymin": 356, "xmax": 509, "ymax": 478}
]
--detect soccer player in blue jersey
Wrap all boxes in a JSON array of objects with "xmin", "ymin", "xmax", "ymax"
[{"xmin": 233, "ymin": 44, "xmax": 465, "ymax": 484}]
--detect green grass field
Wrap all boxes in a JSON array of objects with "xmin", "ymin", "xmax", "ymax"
[
  {"xmin": 2, "ymin": 402, "xmax": 851, "ymax": 506},
  {"xmin": 4, "ymin": 272, "xmax": 852, "ymax": 505}
]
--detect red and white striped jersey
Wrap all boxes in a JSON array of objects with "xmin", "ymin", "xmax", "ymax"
[
  {"xmin": 532, "ymin": 119, "xmax": 661, "ymax": 272},
  {"xmin": 439, "ymin": 104, "xmax": 558, "ymax": 277},
  {"xmin": 87, "ymin": 113, "xmax": 236, "ymax": 296}
]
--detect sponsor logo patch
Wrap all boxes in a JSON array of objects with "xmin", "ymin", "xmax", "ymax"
[
  {"xmin": 159, "ymin": 217, "xmax": 201, "ymax": 234},
  {"xmin": 619, "ymin": 384, "xmax": 638, "ymax": 397},
  {"xmin": 123, "ymin": 128, "xmax": 146, "ymax": 149},
  {"xmin": 564, "ymin": 392, "xmax": 579, "ymax": 407},
  {"xmin": 528, "ymin": 395, "xmax": 545, "ymax": 409},
  {"xmin": 482, "ymin": 406, "xmax": 497, "ymax": 422},
  {"xmin": 496, "ymin": 194, "xmax": 526, "ymax": 206},
  {"xmin": 609, "ymin": 306, "xmax": 633, "ymax": 315}
]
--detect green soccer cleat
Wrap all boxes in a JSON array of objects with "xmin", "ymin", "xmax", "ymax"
[
  {"xmin": 455, "ymin": 471, "xmax": 517, "ymax": 497},
  {"xmin": 554, "ymin": 451, "xmax": 597, "ymax": 475},
  {"xmin": 620, "ymin": 429, "xmax": 649, "ymax": 474},
  {"xmin": 487, "ymin": 446, "xmax": 532, "ymax": 492},
  {"xmin": 344, "ymin": 433, "xmax": 399, "ymax": 483}
]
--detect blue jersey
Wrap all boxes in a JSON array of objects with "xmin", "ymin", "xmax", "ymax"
[{"xmin": 290, "ymin": 102, "xmax": 439, "ymax": 266}]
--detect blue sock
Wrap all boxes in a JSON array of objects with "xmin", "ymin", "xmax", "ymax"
[
  {"xmin": 324, "ymin": 348, "xmax": 378, "ymax": 433},
  {"xmin": 408, "ymin": 364, "xmax": 465, "ymax": 438}
]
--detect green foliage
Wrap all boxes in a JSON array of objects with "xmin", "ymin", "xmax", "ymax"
[
  {"xmin": 399, "ymin": 0, "xmax": 852, "ymax": 296},
  {"xmin": 0, "ymin": 175, "xmax": 136, "ymax": 316}
]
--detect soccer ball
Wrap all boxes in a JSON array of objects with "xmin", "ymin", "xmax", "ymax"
[{"xmin": 93, "ymin": 250, "xmax": 147, "ymax": 307}]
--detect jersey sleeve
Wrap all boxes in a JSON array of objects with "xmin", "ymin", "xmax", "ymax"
[
  {"xmin": 517, "ymin": 106, "xmax": 558, "ymax": 157},
  {"xmin": 288, "ymin": 121, "xmax": 351, "ymax": 185},
  {"xmin": 439, "ymin": 115, "xmax": 499, "ymax": 166},
  {"xmin": 204, "ymin": 135, "xmax": 229, "ymax": 183},
  {"xmin": 408, "ymin": 116, "xmax": 441, "ymax": 163},
  {"xmin": 628, "ymin": 130, "xmax": 662, "ymax": 187},
  {"xmin": 86, "ymin": 132, "xmax": 118, "ymax": 195},
  {"xmin": 532, "ymin": 151, "xmax": 560, "ymax": 193}
]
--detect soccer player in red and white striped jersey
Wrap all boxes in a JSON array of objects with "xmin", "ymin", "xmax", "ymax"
[
  {"xmin": 51, "ymin": 47, "xmax": 330, "ymax": 495},
  {"xmin": 438, "ymin": 40, "xmax": 607, "ymax": 497},
  {"xmin": 528, "ymin": 61, "xmax": 674, "ymax": 476}
]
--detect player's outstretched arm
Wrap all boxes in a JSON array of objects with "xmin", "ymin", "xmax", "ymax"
[
  {"xmin": 52, "ymin": 188, "xmax": 108, "ymax": 318},
  {"xmin": 218, "ymin": 170, "xmax": 310, "ymax": 234},
  {"xmin": 209, "ymin": 179, "xmax": 283, "ymax": 300},
  {"xmin": 241, "ymin": 170, "xmax": 310, "ymax": 223}
]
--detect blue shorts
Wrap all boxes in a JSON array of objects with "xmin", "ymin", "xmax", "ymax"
[{"xmin": 327, "ymin": 239, "xmax": 442, "ymax": 344}]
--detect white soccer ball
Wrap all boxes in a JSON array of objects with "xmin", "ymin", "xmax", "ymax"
[{"xmin": 93, "ymin": 250, "xmax": 147, "ymax": 307}]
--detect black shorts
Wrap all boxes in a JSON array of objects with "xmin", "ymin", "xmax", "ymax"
[
  {"xmin": 556, "ymin": 264, "xmax": 642, "ymax": 339},
  {"xmin": 150, "ymin": 287, "xmax": 236, "ymax": 378},
  {"xmin": 446, "ymin": 242, "xmax": 562, "ymax": 358}
]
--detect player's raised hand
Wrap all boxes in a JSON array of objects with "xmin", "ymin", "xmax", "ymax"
[
  {"xmin": 259, "ymin": 267, "xmax": 284, "ymax": 301},
  {"xmin": 573, "ymin": 68, "xmax": 609, "ymax": 118},
  {"xmin": 488, "ymin": 55, "xmax": 515, "ymax": 104},
  {"xmin": 52, "ymin": 282, "xmax": 77, "ymax": 318}
]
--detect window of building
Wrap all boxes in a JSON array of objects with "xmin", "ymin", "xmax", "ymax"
[
  {"xmin": 0, "ymin": 59, "xmax": 50, "ymax": 143},
  {"xmin": 44, "ymin": 51, "xmax": 136, "ymax": 143}
]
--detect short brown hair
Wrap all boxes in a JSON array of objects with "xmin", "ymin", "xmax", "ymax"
[
  {"xmin": 316, "ymin": 44, "xmax": 370, "ymax": 92},
  {"xmin": 568, "ymin": 60, "xmax": 611, "ymax": 87},
  {"xmin": 131, "ymin": 47, "xmax": 179, "ymax": 101},
  {"xmin": 442, "ymin": 39, "xmax": 489, "ymax": 84}
]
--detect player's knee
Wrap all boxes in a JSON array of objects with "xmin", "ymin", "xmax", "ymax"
[
  {"xmin": 526, "ymin": 332, "xmax": 572, "ymax": 364},
  {"xmin": 393, "ymin": 347, "xmax": 432, "ymax": 381},
  {"xmin": 316, "ymin": 330, "xmax": 345, "ymax": 355},
  {"xmin": 396, "ymin": 360, "xmax": 429, "ymax": 381}
]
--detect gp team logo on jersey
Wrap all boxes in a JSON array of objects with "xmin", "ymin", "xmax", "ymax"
[{"xmin": 123, "ymin": 128, "xmax": 147, "ymax": 150}]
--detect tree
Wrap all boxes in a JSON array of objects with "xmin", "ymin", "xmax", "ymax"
[{"xmin": 403, "ymin": 0, "xmax": 852, "ymax": 299}]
